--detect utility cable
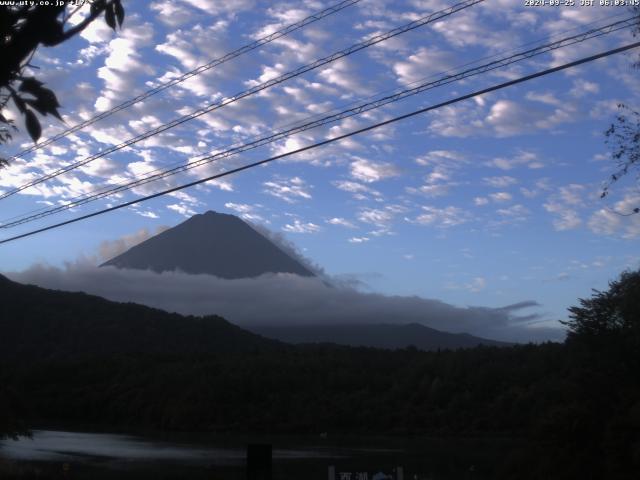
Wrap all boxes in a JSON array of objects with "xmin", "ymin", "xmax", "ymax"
[{"xmin": 1, "ymin": 40, "xmax": 638, "ymax": 245}]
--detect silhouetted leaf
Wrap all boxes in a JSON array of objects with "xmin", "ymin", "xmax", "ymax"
[
  {"xmin": 25, "ymin": 99, "xmax": 63, "ymax": 121},
  {"xmin": 114, "ymin": 0, "xmax": 125, "ymax": 27},
  {"xmin": 23, "ymin": 85, "xmax": 62, "ymax": 121},
  {"xmin": 105, "ymin": 5, "xmax": 116, "ymax": 30},
  {"xmin": 18, "ymin": 77, "xmax": 44, "ymax": 95},
  {"xmin": 24, "ymin": 109, "xmax": 41, "ymax": 143},
  {"xmin": 40, "ymin": 87, "xmax": 61, "ymax": 109},
  {"xmin": 39, "ymin": 18, "xmax": 65, "ymax": 46},
  {"xmin": 11, "ymin": 94, "xmax": 26, "ymax": 113}
]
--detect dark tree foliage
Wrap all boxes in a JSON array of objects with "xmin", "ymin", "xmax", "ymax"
[
  {"xmin": 0, "ymin": 1, "xmax": 125, "ymax": 167},
  {"xmin": 603, "ymin": 106, "xmax": 640, "ymax": 213},
  {"xmin": 1, "ymin": 273, "xmax": 640, "ymax": 478},
  {"xmin": 563, "ymin": 269, "xmax": 640, "ymax": 342},
  {"xmin": 601, "ymin": 6, "xmax": 640, "ymax": 211}
]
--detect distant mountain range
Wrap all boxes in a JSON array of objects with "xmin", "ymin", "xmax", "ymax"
[
  {"xmin": 0, "ymin": 274, "xmax": 281, "ymax": 361},
  {"xmin": 249, "ymin": 324, "xmax": 511, "ymax": 349},
  {"xmin": 101, "ymin": 210, "xmax": 315, "ymax": 279},
  {"xmin": 38, "ymin": 209, "xmax": 513, "ymax": 351}
]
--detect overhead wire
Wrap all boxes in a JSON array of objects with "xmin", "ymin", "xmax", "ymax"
[
  {"xmin": 7, "ymin": 0, "xmax": 363, "ymax": 160},
  {"xmin": 0, "ymin": 0, "xmax": 485, "ymax": 201},
  {"xmin": 1, "ymin": 40, "xmax": 638, "ymax": 245},
  {"xmin": 1, "ymin": 14, "xmax": 637, "ymax": 229}
]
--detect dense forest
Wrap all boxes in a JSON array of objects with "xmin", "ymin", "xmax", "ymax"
[{"xmin": 1, "ymin": 270, "xmax": 639, "ymax": 479}]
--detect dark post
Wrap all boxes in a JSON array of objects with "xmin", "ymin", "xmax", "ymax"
[{"xmin": 247, "ymin": 444, "xmax": 272, "ymax": 480}]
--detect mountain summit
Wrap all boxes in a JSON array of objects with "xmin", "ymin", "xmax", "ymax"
[{"xmin": 101, "ymin": 211, "xmax": 315, "ymax": 279}]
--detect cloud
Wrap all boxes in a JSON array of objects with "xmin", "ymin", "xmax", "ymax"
[
  {"xmin": 483, "ymin": 176, "xmax": 518, "ymax": 188},
  {"xmin": 486, "ymin": 151, "xmax": 543, "ymax": 171},
  {"xmin": 167, "ymin": 203, "xmax": 197, "ymax": 217},
  {"xmin": 4, "ymin": 264, "xmax": 562, "ymax": 343},
  {"xmin": 327, "ymin": 217, "xmax": 356, "ymax": 228},
  {"xmin": 415, "ymin": 150, "xmax": 466, "ymax": 166},
  {"xmin": 489, "ymin": 192, "xmax": 512, "ymax": 203},
  {"xmin": 543, "ymin": 184, "xmax": 588, "ymax": 231},
  {"xmin": 263, "ymin": 176, "xmax": 312, "ymax": 203},
  {"xmin": 283, "ymin": 219, "xmax": 321, "ymax": 234},
  {"xmin": 150, "ymin": 0, "xmax": 198, "ymax": 27},
  {"xmin": 357, "ymin": 205, "xmax": 407, "ymax": 229},
  {"xmin": 570, "ymin": 78, "xmax": 599, "ymax": 98},
  {"xmin": 446, "ymin": 276, "xmax": 487, "ymax": 293},
  {"xmin": 348, "ymin": 236, "xmax": 370, "ymax": 243},
  {"xmin": 409, "ymin": 205, "xmax": 470, "ymax": 228},
  {"xmin": 350, "ymin": 157, "xmax": 400, "ymax": 183},
  {"xmin": 317, "ymin": 58, "xmax": 362, "ymax": 92},
  {"xmin": 224, "ymin": 202, "xmax": 267, "ymax": 223},
  {"xmin": 178, "ymin": 0, "xmax": 254, "ymax": 16},
  {"xmin": 94, "ymin": 20, "xmax": 156, "ymax": 112},
  {"xmin": 332, "ymin": 180, "xmax": 381, "ymax": 200},
  {"xmin": 247, "ymin": 222, "xmax": 325, "ymax": 275},
  {"xmin": 588, "ymin": 193, "xmax": 640, "ymax": 239},
  {"xmin": 393, "ymin": 47, "xmax": 452, "ymax": 86}
]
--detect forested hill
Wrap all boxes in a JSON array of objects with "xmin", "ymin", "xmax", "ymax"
[
  {"xmin": 1, "ymin": 271, "xmax": 640, "ymax": 478},
  {"xmin": 250, "ymin": 323, "xmax": 512, "ymax": 350},
  {"xmin": 0, "ymin": 274, "xmax": 282, "ymax": 360}
]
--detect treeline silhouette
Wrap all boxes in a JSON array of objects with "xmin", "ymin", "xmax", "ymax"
[{"xmin": 1, "ymin": 271, "xmax": 639, "ymax": 479}]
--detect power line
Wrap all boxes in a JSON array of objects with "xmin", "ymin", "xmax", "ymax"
[
  {"xmin": 1, "ymin": 40, "xmax": 638, "ymax": 246},
  {"xmin": 2, "ymin": 15, "xmax": 636, "ymax": 229},
  {"xmin": 0, "ymin": 0, "xmax": 485, "ymax": 201},
  {"xmin": 8, "ymin": 0, "xmax": 362, "ymax": 160}
]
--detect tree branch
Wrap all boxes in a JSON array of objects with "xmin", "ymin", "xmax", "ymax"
[{"xmin": 54, "ymin": 4, "xmax": 108, "ymax": 45}]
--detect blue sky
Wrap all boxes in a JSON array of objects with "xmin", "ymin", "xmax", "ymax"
[{"xmin": 1, "ymin": 0, "xmax": 639, "ymax": 339}]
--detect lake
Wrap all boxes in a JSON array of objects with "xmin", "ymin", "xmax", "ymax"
[{"xmin": 0, "ymin": 429, "xmax": 505, "ymax": 479}]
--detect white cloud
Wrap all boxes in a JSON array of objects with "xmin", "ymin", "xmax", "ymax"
[
  {"xmin": 167, "ymin": 203, "xmax": 197, "ymax": 217},
  {"xmin": 415, "ymin": 150, "xmax": 465, "ymax": 166},
  {"xmin": 410, "ymin": 206, "xmax": 469, "ymax": 228},
  {"xmin": 570, "ymin": 78, "xmax": 599, "ymax": 98},
  {"xmin": 393, "ymin": 47, "xmax": 452, "ymax": 86},
  {"xmin": 408, "ymin": 183, "xmax": 452, "ymax": 198},
  {"xmin": 525, "ymin": 91, "xmax": 562, "ymax": 107},
  {"xmin": 486, "ymin": 100, "xmax": 539, "ymax": 137},
  {"xmin": 178, "ymin": 0, "xmax": 254, "ymax": 16},
  {"xmin": 483, "ymin": 176, "xmax": 518, "ymax": 188},
  {"xmin": 445, "ymin": 276, "xmax": 487, "ymax": 293},
  {"xmin": 327, "ymin": 217, "xmax": 356, "ymax": 228},
  {"xmin": 223, "ymin": 202, "xmax": 267, "ymax": 223},
  {"xmin": 357, "ymin": 205, "xmax": 407, "ymax": 228},
  {"xmin": 543, "ymin": 184, "xmax": 587, "ymax": 231},
  {"xmin": 263, "ymin": 176, "xmax": 312, "ymax": 203},
  {"xmin": 486, "ymin": 151, "xmax": 542, "ymax": 171},
  {"xmin": 332, "ymin": 180, "xmax": 381, "ymax": 200},
  {"xmin": 489, "ymin": 192, "xmax": 512, "ymax": 203},
  {"xmin": 317, "ymin": 58, "xmax": 362, "ymax": 92},
  {"xmin": 283, "ymin": 219, "xmax": 321, "ymax": 234},
  {"xmin": 92, "ymin": 21, "xmax": 156, "ymax": 112},
  {"xmin": 150, "ymin": 1, "xmax": 197, "ymax": 26},
  {"xmin": 350, "ymin": 157, "xmax": 400, "ymax": 183},
  {"xmin": 348, "ymin": 236, "xmax": 370, "ymax": 243},
  {"xmin": 544, "ymin": 202, "xmax": 582, "ymax": 231},
  {"xmin": 467, "ymin": 277, "xmax": 486, "ymax": 293},
  {"xmin": 588, "ymin": 194, "xmax": 640, "ymax": 239}
]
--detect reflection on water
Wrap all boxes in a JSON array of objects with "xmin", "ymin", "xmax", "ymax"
[
  {"xmin": 0, "ymin": 430, "xmax": 509, "ymax": 480},
  {"xmin": 0, "ymin": 430, "xmax": 356, "ymax": 466}
]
